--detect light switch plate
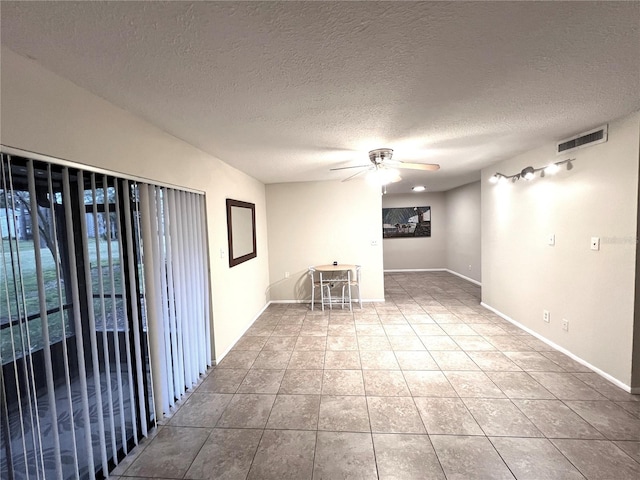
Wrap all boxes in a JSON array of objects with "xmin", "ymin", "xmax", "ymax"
[{"xmin": 548, "ymin": 234, "xmax": 555, "ymax": 246}]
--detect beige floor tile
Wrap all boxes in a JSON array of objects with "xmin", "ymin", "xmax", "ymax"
[
  {"xmin": 403, "ymin": 371, "xmax": 458, "ymax": 397},
  {"xmin": 169, "ymin": 392, "xmax": 233, "ymax": 427},
  {"xmin": 462, "ymin": 398, "xmax": 543, "ymax": 437},
  {"xmin": 430, "ymin": 435, "xmax": 514, "ymax": 480},
  {"xmin": 266, "ymin": 395, "xmax": 320, "ymax": 430},
  {"xmin": 486, "ymin": 371, "xmax": 556, "ymax": 399},
  {"xmin": 324, "ymin": 350, "xmax": 362, "ymax": 369},
  {"xmin": 185, "ymin": 428, "xmax": 262, "ymax": 480},
  {"xmin": 287, "ymin": 350, "xmax": 325, "ymax": 369},
  {"xmin": 124, "ymin": 427, "xmax": 211, "ymax": 478},
  {"xmin": 394, "ymin": 351, "xmax": 439, "ymax": 370},
  {"xmin": 318, "ymin": 395, "xmax": 370, "ymax": 432},
  {"xmin": 252, "ymin": 351, "xmax": 292, "ymax": 369},
  {"xmin": 357, "ymin": 335, "xmax": 392, "ymax": 351},
  {"xmin": 313, "ymin": 431, "xmax": 377, "ymax": 479},
  {"xmin": 420, "ymin": 335, "xmax": 461, "ymax": 351},
  {"xmin": 373, "ymin": 433, "xmax": 445, "ymax": 480},
  {"xmin": 322, "ymin": 369, "xmax": 365, "ymax": 395},
  {"xmin": 444, "ymin": 371, "xmax": 506, "ymax": 398},
  {"xmin": 552, "ymin": 439, "xmax": 640, "ymax": 479},
  {"xmin": 247, "ymin": 429, "xmax": 316, "ymax": 480},
  {"xmin": 565, "ymin": 400, "xmax": 640, "ymax": 440},
  {"xmin": 451, "ymin": 335, "xmax": 496, "ymax": 351},
  {"xmin": 362, "ymin": 370, "xmax": 410, "ymax": 396},
  {"xmin": 294, "ymin": 336, "xmax": 327, "ymax": 351},
  {"xmin": 512, "ymin": 399, "xmax": 604, "ymax": 439},
  {"xmin": 198, "ymin": 368, "xmax": 247, "ymax": 393},
  {"xmin": 466, "ymin": 352, "xmax": 522, "ymax": 371},
  {"xmin": 326, "ymin": 335, "xmax": 359, "ymax": 351},
  {"xmin": 430, "ymin": 351, "xmax": 481, "ymax": 371},
  {"xmin": 359, "ymin": 350, "xmax": 401, "ymax": 370},
  {"xmin": 237, "ymin": 369, "xmax": 285, "ymax": 394},
  {"xmin": 367, "ymin": 396, "xmax": 425, "ymax": 434},
  {"xmin": 388, "ymin": 335, "xmax": 426, "ymax": 351},
  {"xmin": 414, "ymin": 397, "xmax": 483, "ymax": 435},
  {"xmin": 216, "ymin": 394, "xmax": 276, "ymax": 428},
  {"xmin": 279, "ymin": 369, "xmax": 323, "ymax": 394},
  {"xmin": 490, "ymin": 437, "xmax": 584, "ymax": 480},
  {"xmin": 529, "ymin": 372, "xmax": 606, "ymax": 400},
  {"xmin": 217, "ymin": 350, "xmax": 259, "ymax": 369},
  {"xmin": 262, "ymin": 335, "xmax": 297, "ymax": 351}
]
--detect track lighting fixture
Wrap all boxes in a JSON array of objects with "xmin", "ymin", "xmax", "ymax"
[{"xmin": 490, "ymin": 158, "xmax": 575, "ymax": 184}]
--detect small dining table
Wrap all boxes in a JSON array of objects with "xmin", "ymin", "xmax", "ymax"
[{"xmin": 313, "ymin": 264, "xmax": 358, "ymax": 311}]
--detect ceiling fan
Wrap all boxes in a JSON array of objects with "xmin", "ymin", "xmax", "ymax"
[{"xmin": 330, "ymin": 148, "xmax": 440, "ymax": 183}]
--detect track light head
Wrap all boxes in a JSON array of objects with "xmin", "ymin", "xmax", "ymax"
[{"xmin": 521, "ymin": 166, "xmax": 535, "ymax": 181}]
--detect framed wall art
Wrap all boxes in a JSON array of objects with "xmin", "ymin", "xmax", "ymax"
[{"xmin": 382, "ymin": 206, "xmax": 431, "ymax": 238}]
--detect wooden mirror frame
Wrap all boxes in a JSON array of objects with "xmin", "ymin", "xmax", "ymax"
[{"xmin": 226, "ymin": 198, "xmax": 257, "ymax": 267}]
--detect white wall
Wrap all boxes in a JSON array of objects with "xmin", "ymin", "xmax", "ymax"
[
  {"xmin": 481, "ymin": 111, "xmax": 640, "ymax": 388},
  {"xmin": 265, "ymin": 180, "xmax": 385, "ymax": 303},
  {"xmin": 382, "ymin": 192, "xmax": 447, "ymax": 270},
  {"xmin": 0, "ymin": 47, "xmax": 270, "ymax": 362},
  {"xmin": 445, "ymin": 182, "xmax": 481, "ymax": 282}
]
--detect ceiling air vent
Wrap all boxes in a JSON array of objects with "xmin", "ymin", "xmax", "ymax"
[{"xmin": 557, "ymin": 124, "xmax": 608, "ymax": 155}]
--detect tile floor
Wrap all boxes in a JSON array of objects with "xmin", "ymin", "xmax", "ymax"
[{"xmin": 112, "ymin": 272, "xmax": 640, "ymax": 479}]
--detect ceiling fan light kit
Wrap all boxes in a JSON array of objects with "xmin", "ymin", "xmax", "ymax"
[
  {"xmin": 369, "ymin": 148, "xmax": 394, "ymax": 165},
  {"xmin": 330, "ymin": 147, "xmax": 440, "ymax": 187},
  {"xmin": 366, "ymin": 167, "xmax": 402, "ymax": 186}
]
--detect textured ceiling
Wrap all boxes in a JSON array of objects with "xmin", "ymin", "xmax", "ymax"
[{"xmin": 1, "ymin": 1, "xmax": 639, "ymax": 193}]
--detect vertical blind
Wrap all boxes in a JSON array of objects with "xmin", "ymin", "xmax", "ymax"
[
  {"xmin": 138, "ymin": 184, "xmax": 211, "ymax": 417},
  {"xmin": 0, "ymin": 152, "xmax": 212, "ymax": 479}
]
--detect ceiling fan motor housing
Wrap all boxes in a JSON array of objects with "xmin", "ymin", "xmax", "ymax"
[{"xmin": 369, "ymin": 148, "xmax": 393, "ymax": 165}]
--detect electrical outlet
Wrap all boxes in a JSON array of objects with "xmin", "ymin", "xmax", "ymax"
[
  {"xmin": 591, "ymin": 237, "xmax": 600, "ymax": 251},
  {"xmin": 543, "ymin": 310, "xmax": 550, "ymax": 323},
  {"xmin": 285, "ymin": 271, "xmax": 290, "ymax": 278},
  {"xmin": 562, "ymin": 319, "xmax": 569, "ymax": 331},
  {"xmin": 371, "ymin": 240, "xmax": 379, "ymax": 246},
  {"xmin": 548, "ymin": 234, "xmax": 555, "ymax": 246},
  {"xmin": 468, "ymin": 264, "xmax": 472, "ymax": 271}
]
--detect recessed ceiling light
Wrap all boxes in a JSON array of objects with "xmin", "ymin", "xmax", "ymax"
[{"xmin": 412, "ymin": 186, "xmax": 426, "ymax": 192}]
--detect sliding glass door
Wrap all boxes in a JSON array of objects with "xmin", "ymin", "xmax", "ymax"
[
  {"xmin": 1, "ymin": 150, "xmax": 211, "ymax": 479},
  {"xmin": 0, "ymin": 154, "xmax": 153, "ymax": 479}
]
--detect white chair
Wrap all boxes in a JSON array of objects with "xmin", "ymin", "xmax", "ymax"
[
  {"xmin": 308, "ymin": 266, "xmax": 331, "ymax": 310},
  {"xmin": 341, "ymin": 265, "xmax": 362, "ymax": 310}
]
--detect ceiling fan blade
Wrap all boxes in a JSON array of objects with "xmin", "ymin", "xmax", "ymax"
[
  {"xmin": 388, "ymin": 161, "xmax": 440, "ymax": 171},
  {"xmin": 342, "ymin": 169, "xmax": 369, "ymax": 182},
  {"xmin": 330, "ymin": 164, "xmax": 371, "ymax": 171}
]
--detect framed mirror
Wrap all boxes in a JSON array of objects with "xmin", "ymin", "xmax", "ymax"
[{"xmin": 226, "ymin": 198, "xmax": 257, "ymax": 267}]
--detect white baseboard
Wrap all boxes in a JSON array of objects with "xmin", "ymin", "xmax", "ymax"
[
  {"xmin": 481, "ymin": 302, "xmax": 635, "ymax": 393},
  {"xmin": 213, "ymin": 301, "xmax": 271, "ymax": 365},
  {"xmin": 268, "ymin": 299, "xmax": 306, "ymax": 304},
  {"xmin": 384, "ymin": 268, "xmax": 447, "ymax": 273},
  {"xmin": 445, "ymin": 269, "xmax": 482, "ymax": 286}
]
